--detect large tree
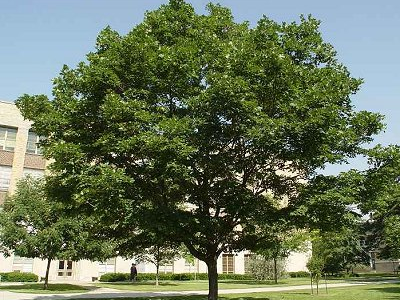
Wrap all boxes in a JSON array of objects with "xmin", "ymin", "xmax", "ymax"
[{"xmin": 16, "ymin": 1, "xmax": 383, "ymax": 299}]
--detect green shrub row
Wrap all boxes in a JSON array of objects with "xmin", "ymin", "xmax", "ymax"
[
  {"xmin": 0, "ymin": 272, "xmax": 38, "ymax": 282},
  {"xmin": 99, "ymin": 272, "xmax": 129, "ymax": 282},
  {"xmin": 288, "ymin": 271, "xmax": 310, "ymax": 278},
  {"xmin": 99, "ymin": 272, "xmax": 255, "ymax": 282},
  {"xmin": 218, "ymin": 273, "xmax": 254, "ymax": 280}
]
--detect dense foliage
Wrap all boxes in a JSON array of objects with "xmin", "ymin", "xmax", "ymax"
[
  {"xmin": 0, "ymin": 176, "xmax": 111, "ymax": 289},
  {"xmin": 0, "ymin": 272, "xmax": 38, "ymax": 282},
  {"xmin": 248, "ymin": 256, "xmax": 287, "ymax": 281},
  {"xmin": 99, "ymin": 272, "xmax": 253, "ymax": 282},
  {"xmin": 359, "ymin": 146, "xmax": 400, "ymax": 259},
  {"xmin": 16, "ymin": 1, "xmax": 383, "ymax": 299},
  {"xmin": 309, "ymin": 229, "xmax": 369, "ymax": 275}
]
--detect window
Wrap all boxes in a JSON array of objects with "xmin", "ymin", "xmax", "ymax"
[
  {"xmin": 160, "ymin": 262, "xmax": 174, "ymax": 274},
  {"xmin": 185, "ymin": 258, "xmax": 195, "ymax": 272},
  {"xmin": 58, "ymin": 260, "xmax": 73, "ymax": 277},
  {"xmin": 0, "ymin": 165, "xmax": 12, "ymax": 191},
  {"xmin": 185, "ymin": 259, "xmax": 194, "ymax": 267},
  {"xmin": 98, "ymin": 258, "xmax": 116, "ymax": 275},
  {"xmin": 13, "ymin": 256, "xmax": 33, "ymax": 273},
  {"xmin": 244, "ymin": 254, "xmax": 253, "ymax": 274},
  {"xmin": 0, "ymin": 127, "xmax": 17, "ymax": 151},
  {"xmin": 23, "ymin": 168, "xmax": 45, "ymax": 178},
  {"xmin": 26, "ymin": 131, "xmax": 42, "ymax": 155},
  {"xmin": 222, "ymin": 254, "xmax": 235, "ymax": 274}
]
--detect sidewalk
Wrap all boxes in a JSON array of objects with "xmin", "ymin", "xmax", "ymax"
[{"xmin": 1, "ymin": 280, "xmax": 398, "ymax": 300}]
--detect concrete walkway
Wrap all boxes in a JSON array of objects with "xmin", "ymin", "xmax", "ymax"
[{"xmin": 0, "ymin": 280, "xmax": 398, "ymax": 300}]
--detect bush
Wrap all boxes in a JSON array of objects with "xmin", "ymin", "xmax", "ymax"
[
  {"xmin": 99, "ymin": 273, "xmax": 129, "ymax": 282},
  {"xmin": 288, "ymin": 271, "xmax": 310, "ymax": 278},
  {"xmin": 0, "ymin": 272, "xmax": 38, "ymax": 282},
  {"xmin": 218, "ymin": 273, "xmax": 254, "ymax": 280},
  {"xmin": 247, "ymin": 256, "xmax": 287, "ymax": 281},
  {"xmin": 194, "ymin": 273, "xmax": 209, "ymax": 280},
  {"xmin": 100, "ymin": 272, "xmax": 255, "ymax": 282},
  {"xmin": 99, "ymin": 272, "xmax": 257, "ymax": 282}
]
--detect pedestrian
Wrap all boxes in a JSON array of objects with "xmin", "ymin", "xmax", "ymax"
[{"xmin": 130, "ymin": 263, "xmax": 138, "ymax": 282}]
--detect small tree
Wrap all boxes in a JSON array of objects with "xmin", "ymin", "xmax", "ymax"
[
  {"xmin": 0, "ymin": 177, "xmax": 80, "ymax": 289},
  {"xmin": 254, "ymin": 230, "xmax": 308, "ymax": 283},
  {"xmin": 180, "ymin": 244, "xmax": 198, "ymax": 280},
  {"xmin": 135, "ymin": 241, "xmax": 181, "ymax": 286},
  {"xmin": 0, "ymin": 176, "xmax": 111, "ymax": 288},
  {"xmin": 307, "ymin": 254, "xmax": 325, "ymax": 294},
  {"xmin": 317, "ymin": 228, "xmax": 369, "ymax": 275}
]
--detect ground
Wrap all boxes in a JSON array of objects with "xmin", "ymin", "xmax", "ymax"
[{"xmin": 0, "ymin": 276, "xmax": 398, "ymax": 300}]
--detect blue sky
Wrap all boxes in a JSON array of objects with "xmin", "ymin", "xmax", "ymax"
[{"xmin": 1, "ymin": 0, "xmax": 399, "ymax": 173}]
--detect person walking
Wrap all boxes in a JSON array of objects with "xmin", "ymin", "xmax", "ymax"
[{"xmin": 130, "ymin": 263, "xmax": 138, "ymax": 282}]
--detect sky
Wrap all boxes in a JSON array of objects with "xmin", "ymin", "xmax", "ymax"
[{"xmin": 0, "ymin": 0, "xmax": 399, "ymax": 174}]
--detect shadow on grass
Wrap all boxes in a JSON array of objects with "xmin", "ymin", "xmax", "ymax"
[
  {"xmin": 0, "ymin": 283, "xmax": 91, "ymax": 292},
  {"xmin": 220, "ymin": 297, "xmax": 272, "ymax": 300},
  {"xmin": 218, "ymin": 280, "xmax": 292, "ymax": 286},
  {"xmin": 100, "ymin": 281, "xmax": 180, "ymax": 286},
  {"xmin": 367, "ymin": 285, "xmax": 400, "ymax": 294}
]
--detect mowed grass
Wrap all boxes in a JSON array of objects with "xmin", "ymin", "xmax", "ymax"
[
  {"xmin": 94, "ymin": 275, "xmax": 397, "ymax": 291},
  {"xmin": 95, "ymin": 278, "xmax": 313, "ymax": 291},
  {"xmin": 56, "ymin": 282, "xmax": 400, "ymax": 300},
  {"xmin": 0, "ymin": 283, "xmax": 91, "ymax": 294}
]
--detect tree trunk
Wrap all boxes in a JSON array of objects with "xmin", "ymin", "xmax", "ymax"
[
  {"xmin": 273, "ymin": 257, "xmax": 278, "ymax": 284},
  {"xmin": 195, "ymin": 258, "xmax": 199, "ymax": 281},
  {"xmin": 156, "ymin": 264, "xmax": 159, "ymax": 286},
  {"xmin": 206, "ymin": 257, "xmax": 218, "ymax": 300},
  {"xmin": 44, "ymin": 258, "xmax": 52, "ymax": 290}
]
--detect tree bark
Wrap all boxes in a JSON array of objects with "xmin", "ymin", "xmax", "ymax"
[
  {"xmin": 206, "ymin": 257, "xmax": 218, "ymax": 300},
  {"xmin": 156, "ymin": 264, "xmax": 159, "ymax": 286},
  {"xmin": 44, "ymin": 258, "xmax": 52, "ymax": 290},
  {"xmin": 273, "ymin": 257, "xmax": 278, "ymax": 284}
]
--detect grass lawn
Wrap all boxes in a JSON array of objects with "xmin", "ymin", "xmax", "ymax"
[
  {"xmin": 94, "ymin": 278, "xmax": 313, "ymax": 291},
  {"xmin": 53, "ymin": 282, "xmax": 400, "ymax": 300},
  {"xmin": 93, "ymin": 275, "xmax": 398, "ymax": 292},
  {"xmin": 0, "ymin": 283, "xmax": 90, "ymax": 294}
]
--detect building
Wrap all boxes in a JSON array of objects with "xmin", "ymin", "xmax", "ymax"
[{"xmin": 0, "ymin": 100, "xmax": 309, "ymax": 281}]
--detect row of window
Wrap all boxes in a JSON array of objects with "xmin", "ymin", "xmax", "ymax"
[
  {"xmin": 13, "ymin": 257, "xmax": 111, "ymax": 278},
  {"xmin": 0, "ymin": 126, "xmax": 42, "ymax": 154},
  {"xmin": 223, "ymin": 253, "xmax": 253, "ymax": 274},
  {"xmin": 11, "ymin": 255, "xmax": 253, "ymax": 276},
  {"xmin": 0, "ymin": 166, "xmax": 44, "ymax": 191}
]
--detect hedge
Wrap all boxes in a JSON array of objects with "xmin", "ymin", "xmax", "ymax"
[
  {"xmin": 288, "ymin": 271, "xmax": 310, "ymax": 278},
  {"xmin": 218, "ymin": 273, "xmax": 254, "ymax": 280},
  {"xmin": 99, "ymin": 272, "xmax": 129, "ymax": 282},
  {"xmin": 99, "ymin": 272, "xmax": 255, "ymax": 282},
  {"xmin": 0, "ymin": 272, "xmax": 38, "ymax": 282}
]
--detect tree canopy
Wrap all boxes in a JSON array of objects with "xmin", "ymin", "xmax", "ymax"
[
  {"xmin": 16, "ymin": 1, "xmax": 384, "ymax": 299},
  {"xmin": 358, "ymin": 145, "xmax": 400, "ymax": 259},
  {"xmin": 0, "ymin": 177, "xmax": 82, "ymax": 288}
]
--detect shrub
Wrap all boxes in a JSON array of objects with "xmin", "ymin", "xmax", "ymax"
[
  {"xmin": 99, "ymin": 273, "xmax": 129, "ymax": 282},
  {"xmin": 218, "ymin": 273, "xmax": 254, "ymax": 280},
  {"xmin": 288, "ymin": 271, "xmax": 310, "ymax": 278},
  {"xmin": 247, "ymin": 256, "xmax": 287, "ymax": 281},
  {"xmin": 0, "ymin": 272, "xmax": 38, "ymax": 282},
  {"xmin": 136, "ymin": 272, "xmax": 208, "ymax": 281},
  {"xmin": 99, "ymin": 272, "xmax": 254, "ymax": 282},
  {"xmin": 194, "ymin": 273, "xmax": 209, "ymax": 280}
]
